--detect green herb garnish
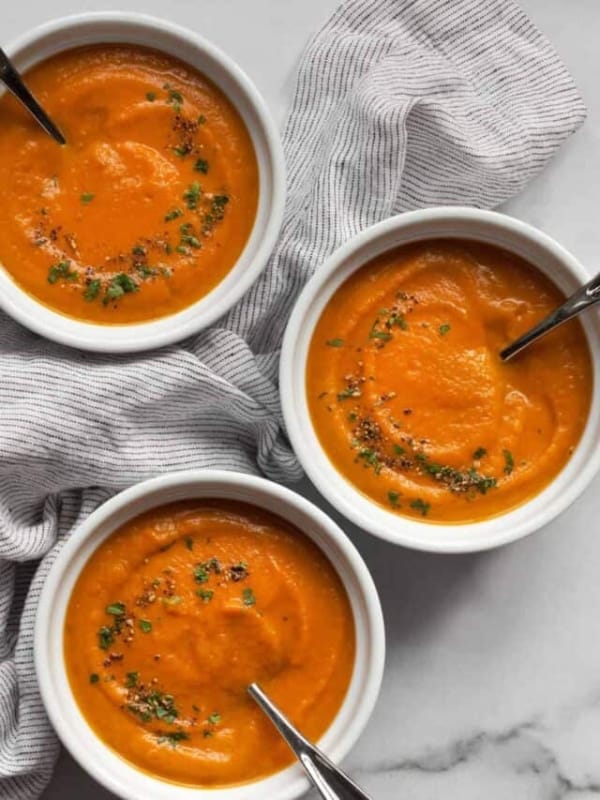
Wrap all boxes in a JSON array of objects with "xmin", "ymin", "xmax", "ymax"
[
  {"xmin": 242, "ymin": 588, "xmax": 256, "ymax": 607},
  {"xmin": 139, "ymin": 619, "xmax": 152, "ymax": 634},
  {"xmin": 194, "ymin": 158, "xmax": 209, "ymax": 174},
  {"xmin": 103, "ymin": 273, "xmax": 137, "ymax": 304},
  {"xmin": 146, "ymin": 91, "xmax": 156, "ymax": 102},
  {"xmin": 106, "ymin": 602, "xmax": 126, "ymax": 617},
  {"xmin": 439, "ymin": 324, "xmax": 451, "ymax": 336},
  {"xmin": 125, "ymin": 671, "xmax": 139, "ymax": 689},
  {"xmin": 89, "ymin": 673, "xmax": 100, "ymax": 684},
  {"xmin": 83, "ymin": 279, "xmax": 101, "ymax": 302},
  {"xmin": 197, "ymin": 589, "xmax": 214, "ymax": 603},
  {"xmin": 48, "ymin": 261, "xmax": 77, "ymax": 284},
  {"xmin": 388, "ymin": 491, "xmax": 401, "ymax": 508},
  {"xmin": 165, "ymin": 208, "xmax": 183, "ymax": 222},
  {"xmin": 410, "ymin": 498, "xmax": 431, "ymax": 517},
  {"xmin": 326, "ymin": 338, "xmax": 344, "ymax": 347},
  {"xmin": 97, "ymin": 626, "xmax": 114, "ymax": 650},
  {"xmin": 80, "ymin": 192, "xmax": 95, "ymax": 204},
  {"xmin": 473, "ymin": 447, "xmax": 487, "ymax": 460},
  {"xmin": 503, "ymin": 449, "xmax": 515, "ymax": 475},
  {"xmin": 183, "ymin": 182, "xmax": 201, "ymax": 210}
]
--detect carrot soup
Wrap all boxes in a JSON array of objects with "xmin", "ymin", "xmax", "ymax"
[
  {"xmin": 64, "ymin": 500, "xmax": 355, "ymax": 787},
  {"xmin": 307, "ymin": 240, "xmax": 592, "ymax": 524},
  {"xmin": 0, "ymin": 45, "xmax": 258, "ymax": 322}
]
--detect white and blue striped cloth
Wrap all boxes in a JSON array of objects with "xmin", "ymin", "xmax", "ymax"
[{"xmin": 0, "ymin": 0, "xmax": 585, "ymax": 796}]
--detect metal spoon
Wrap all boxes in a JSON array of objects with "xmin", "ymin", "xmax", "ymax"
[
  {"xmin": 500, "ymin": 270, "xmax": 600, "ymax": 361},
  {"xmin": 0, "ymin": 47, "xmax": 66, "ymax": 145},
  {"xmin": 248, "ymin": 683, "xmax": 373, "ymax": 800}
]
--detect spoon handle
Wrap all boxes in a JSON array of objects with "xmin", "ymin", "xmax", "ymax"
[
  {"xmin": 0, "ymin": 47, "xmax": 66, "ymax": 145},
  {"xmin": 248, "ymin": 683, "xmax": 373, "ymax": 800},
  {"xmin": 500, "ymin": 270, "xmax": 600, "ymax": 361}
]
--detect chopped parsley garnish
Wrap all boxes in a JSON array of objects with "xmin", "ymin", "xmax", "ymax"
[
  {"xmin": 326, "ymin": 338, "xmax": 344, "ymax": 347},
  {"xmin": 337, "ymin": 387, "xmax": 361, "ymax": 401},
  {"xmin": 503, "ymin": 449, "xmax": 515, "ymax": 475},
  {"xmin": 180, "ymin": 223, "xmax": 202, "ymax": 249},
  {"xmin": 388, "ymin": 491, "xmax": 401, "ymax": 508},
  {"xmin": 410, "ymin": 498, "xmax": 431, "ymax": 517},
  {"xmin": 197, "ymin": 589, "xmax": 214, "ymax": 603},
  {"xmin": 184, "ymin": 536, "xmax": 194, "ymax": 550},
  {"xmin": 136, "ymin": 264, "xmax": 156, "ymax": 279},
  {"xmin": 173, "ymin": 144, "xmax": 192, "ymax": 158},
  {"xmin": 48, "ymin": 261, "xmax": 77, "ymax": 284},
  {"xmin": 131, "ymin": 245, "xmax": 146, "ymax": 257},
  {"xmin": 125, "ymin": 671, "xmax": 139, "ymax": 689},
  {"xmin": 89, "ymin": 673, "xmax": 100, "ymax": 684},
  {"xmin": 207, "ymin": 712, "xmax": 221, "ymax": 725},
  {"xmin": 163, "ymin": 84, "xmax": 184, "ymax": 113},
  {"xmin": 165, "ymin": 208, "xmax": 183, "ymax": 222},
  {"xmin": 106, "ymin": 602, "xmax": 126, "ymax": 617},
  {"xmin": 393, "ymin": 444, "xmax": 406, "ymax": 456},
  {"xmin": 80, "ymin": 192, "xmax": 95, "ymax": 204},
  {"xmin": 242, "ymin": 588, "xmax": 256, "ymax": 607},
  {"xmin": 439, "ymin": 324, "xmax": 451, "ymax": 336},
  {"xmin": 369, "ymin": 329, "xmax": 392, "ymax": 342},
  {"xmin": 194, "ymin": 158, "xmax": 209, "ymax": 174},
  {"xmin": 357, "ymin": 448, "xmax": 382, "ymax": 474},
  {"xmin": 473, "ymin": 447, "xmax": 487, "ymax": 460},
  {"xmin": 83, "ymin": 279, "xmax": 101, "ymax": 302},
  {"xmin": 183, "ymin": 182, "xmax": 202, "ymax": 210},
  {"xmin": 97, "ymin": 626, "xmax": 114, "ymax": 650},
  {"xmin": 139, "ymin": 619, "xmax": 152, "ymax": 634},
  {"xmin": 103, "ymin": 273, "xmax": 137, "ymax": 304},
  {"xmin": 197, "ymin": 114, "xmax": 206, "ymax": 125},
  {"xmin": 194, "ymin": 558, "xmax": 221, "ymax": 584},
  {"xmin": 146, "ymin": 91, "xmax": 156, "ymax": 102}
]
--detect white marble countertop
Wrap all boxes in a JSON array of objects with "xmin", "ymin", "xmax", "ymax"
[{"xmin": 6, "ymin": 0, "xmax": 597, "ymax": 797}]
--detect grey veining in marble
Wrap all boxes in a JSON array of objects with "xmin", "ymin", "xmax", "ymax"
[{"xmin": 5, "ymin": 0, "xmax": 598, "ymax": 797}]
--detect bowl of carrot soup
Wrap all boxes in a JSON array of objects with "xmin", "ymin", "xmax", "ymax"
[
  {"xmin": 281, "ymin": 208, "xmax": 600, "ymax": 552},
  {"xmin": 0, "ymin": 13, "xmax": 284, "ymax": 351},
  {"xmin": 35, "ymin": 470, "xmax": 384, "ymax": 799}
]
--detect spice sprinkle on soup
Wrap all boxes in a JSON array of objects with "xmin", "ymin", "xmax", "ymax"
[
  {"xmin": 307, "ymin": 239, "xmax": 592, "ymax": 524},
  {"xmin": 64, "ymin": 501, "xmax": 355, "ymax": 787},
  {"xmin": 0, "ymin": 45, "xmax": 258, "ymax": 323}
]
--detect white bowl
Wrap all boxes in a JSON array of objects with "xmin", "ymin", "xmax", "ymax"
[
  {"xmin": 0, "ymin": 13, "xmax": 285, "ymax": 352},
  {"xmin": 280, "ymin": 207, "xmax": 600, "ymax": 554},
  {"xmin": 35, "ymin": 470, "xmax": 385, "ymax": 800}
]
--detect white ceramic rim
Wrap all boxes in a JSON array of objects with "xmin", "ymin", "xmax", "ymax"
[
  {"xmin": 35, "ymin": 469, "xmax": 385, "ymax": 800},
  {"xmin": 280, "ymin": 207, "xmax": 600, "ymax": 554},
  {"xmin": 0, "ymin": 12, "xmax": 285, "ymax": 352}
]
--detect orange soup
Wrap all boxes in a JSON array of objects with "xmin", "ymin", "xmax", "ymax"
[
  {"xmin": 64, "ymin": 501, "xmax": 355, "ymax": 786},
  {"xmin": 0, "ymin": 45, "xmax": 258, "ymax": 323},
  {"xmin": 307, "ymin": 240, "xmax": 592, "ymax": 524}
]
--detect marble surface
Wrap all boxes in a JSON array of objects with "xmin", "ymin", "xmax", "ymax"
[{"xmin": 6, "ymin": 0, "xmax": 597, "ymax": 797}]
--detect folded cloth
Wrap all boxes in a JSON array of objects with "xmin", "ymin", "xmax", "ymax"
[{"xmin": 0, "ymin": 0, "xmax": 585, "ymax": 796}]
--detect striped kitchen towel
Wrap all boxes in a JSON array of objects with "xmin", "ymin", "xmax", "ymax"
[{"xmin": 0, "ymin": 0, "xmax": 585, "ymax": 796}]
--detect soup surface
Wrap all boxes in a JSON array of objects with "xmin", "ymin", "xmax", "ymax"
[
  {"xmin": 64, "ymin": 500, "xmax": 355, "ymax": 786},
  {"xmin": 307, "ymin": 240, "xmax": 592, "ymax": 524},
  {"xmin": 0, "ymin": 45, "xmax": 258, "ymax": 322}
]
